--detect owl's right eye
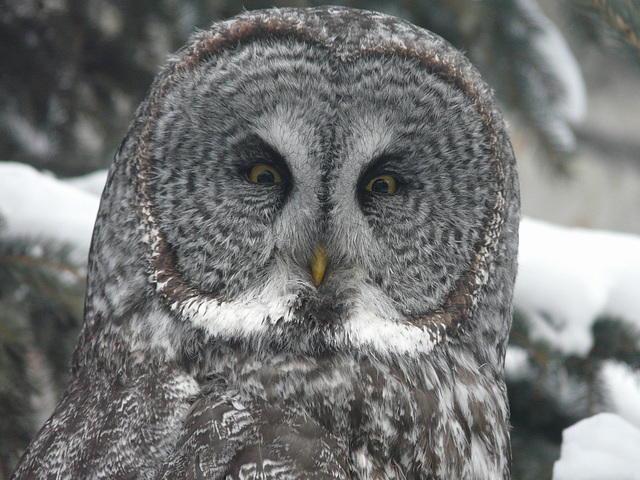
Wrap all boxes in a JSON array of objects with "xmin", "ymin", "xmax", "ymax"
[{"xmin": 247, "ymin": 164, "xmax": 282, "ymax": 184}]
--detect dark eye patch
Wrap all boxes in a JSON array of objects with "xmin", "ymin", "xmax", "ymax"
[
  {"xmin": 231, "ymin": 134, "xmax": 292, "ymax": 190},
  {"xmin": 357, "ymin": 152, "xmax": 407, "ymax": 206}
]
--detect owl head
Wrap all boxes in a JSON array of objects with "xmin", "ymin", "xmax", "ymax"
[{"xmin": 77, "ymin": 7, "xmax": 519, "ymax": 373}]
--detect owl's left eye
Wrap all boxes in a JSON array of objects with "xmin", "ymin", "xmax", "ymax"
[
  {"xmin": 365, "ymin": 175, "xmax": 398, "ymax": 195},
  {"xmin": 247, "ymin": 164, "xmax": 282, "ymax": 184}
]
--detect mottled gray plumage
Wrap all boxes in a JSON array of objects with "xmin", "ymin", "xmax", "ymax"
[{"xmin": 12, "ymin": 6, "xmax": 519, "ymax": 480}]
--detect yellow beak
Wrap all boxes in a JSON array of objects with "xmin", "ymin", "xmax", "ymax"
[{"xmin": 311, "ymin": 245, "xmax": 328, "ymax": 287}]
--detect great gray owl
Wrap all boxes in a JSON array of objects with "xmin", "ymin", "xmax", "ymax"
[{"xmin": 12, "ymin": 6, "xmax": 520, "ymax": 480}]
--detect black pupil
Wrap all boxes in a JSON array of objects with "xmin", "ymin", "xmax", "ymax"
[
  {"xmin": 371, "ymin": 178, "xmax": 390, "ymax": 193},
  {"xmin": 256, "ymin": 169, "xmax": 275, "ymax": 183}
]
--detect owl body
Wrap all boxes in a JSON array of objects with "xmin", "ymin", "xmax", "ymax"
[
  {"xmin": 159, "ymin": 348, "xmax": 511, "ymax": 479},
  {"xmin": 12, "ymin": 7, "xmax": 519, "ymax": 480}
]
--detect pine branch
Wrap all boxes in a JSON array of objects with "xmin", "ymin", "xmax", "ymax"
[
  {"xmin": 508, "ymin": 309, "xmax": 640, "ymax": 480},
  {"xmin": 0, "ymin": 233, "xmax": 85, "ymax": 475},
  {"xmin": 0, "ymin": 253, "xmax": 85, "ymax": 281},
  {"xmin": 589, "ymin": 0, "xmax": 640, "ymax": 51},
  {"xmin": 591, "ymin": 316, "xmax": 640, "ymax": 368}
]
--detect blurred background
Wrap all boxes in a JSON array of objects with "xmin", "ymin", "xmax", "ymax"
[{"xmin": 1, "ymin": 0, "xmax": 639, "ymax": 478}]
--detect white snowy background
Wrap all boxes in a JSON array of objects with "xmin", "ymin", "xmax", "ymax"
[{"xmin": 1, "ymin": 160, "xmax": 640, "ymax": 479}]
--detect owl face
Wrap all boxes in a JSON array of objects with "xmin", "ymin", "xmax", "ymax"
[{"xmin": 134, "ymin": 11, "xmax": 514, "ymax": 358}]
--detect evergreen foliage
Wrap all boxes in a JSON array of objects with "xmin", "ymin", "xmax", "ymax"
[
  {"xmin": 570, "ymin": 0, "xmax": 640, "ymax": 56},
  {"xmin": 509, "ymin": 309, "xmax": 640, "ymax": 479},
  {"xmin": 0, "ymin": 220, "xmax": 85, "ymax": 479}
]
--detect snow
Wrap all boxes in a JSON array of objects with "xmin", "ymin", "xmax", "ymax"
[
  {"xmin": 0, "ymin": 162, "xmax": 100, "ymax": 262},
  {"xmin": 600, "ymin": 361, "xmax": 640, "ymax": 429},
  {"xmin": 553, "ymin": 413, "xmax": 640, "ymax": 480},
  {"xmin": 514, "ymin": 216, "xmax": 640, "ymax": 356},
  {"xmin": 516, "ymin": 0, "xmax": 586, "ymax": 124},
  {"xmin": 64, "ymin": 169, "xmax": 109, "ymax": 196},
  {"xmin": 504, "ymin": 345, "xmax": 533, "ymax": 381}
]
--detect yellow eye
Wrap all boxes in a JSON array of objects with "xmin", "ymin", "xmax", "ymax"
[
  {"xmin": 248, "ymin": 164, "xmax": 282, "ymax": 184},
  {"xmin": 365, "ymin": 175, "xmax": 398, "ymax": 194}
]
